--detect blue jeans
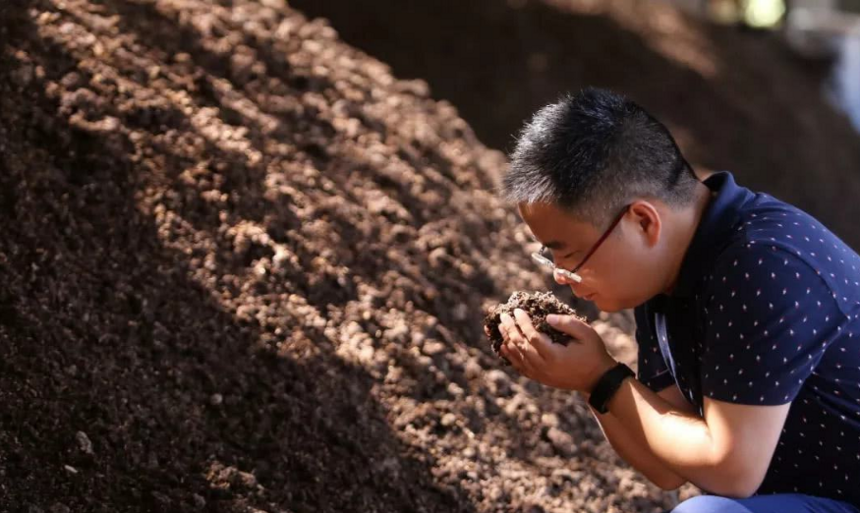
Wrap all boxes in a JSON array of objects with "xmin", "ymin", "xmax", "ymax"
[{"xmin": 666, "ymin": 494, "xmax": 860, "ymax": 513}]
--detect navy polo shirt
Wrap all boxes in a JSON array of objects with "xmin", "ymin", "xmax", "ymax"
[{"xmin": 635, "ymin": 171, "xmax": 860, "ymax": 505}]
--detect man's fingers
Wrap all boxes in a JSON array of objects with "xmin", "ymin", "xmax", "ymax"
[
  {"xmin": 513, "ymin": 309, "xmax": 552, "ymax": 360},
  {"xmin": 502, "ymin": 340, "xmax": 528, "ymax": 375},
  {"xmin": 546, "ymin": 313, "xmax": 591, "ymax": 339},
  {"xmin": 498, "ymin": 318, "xmax": 515, "ymax": 346},
  {"xmin": 500, "ymin": 313, "xmax": 523, "ymax": 344},
  {"xmin": 500, "ymin": 314, "xmax": 536, "ymax": 377},
  {"xmin": 504, "ymin": 311, "xmax": 538, "ymax": 361},
  {"xmin": 500, "ymin": 314, "xmax": 522, "ymax": 355},
  {"xmin": 497, "ymin": 321, "xmax": 508, "ymax": 343}
]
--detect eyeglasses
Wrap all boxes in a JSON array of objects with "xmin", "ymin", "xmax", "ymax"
[{"xmin": 530, "ymin": 204, "xmax": 630, "ymax": 283}]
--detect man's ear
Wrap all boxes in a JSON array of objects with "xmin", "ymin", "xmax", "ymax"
[{"xmin": 628, "ymin": 200, "xmax": 661, "ymax": 248}]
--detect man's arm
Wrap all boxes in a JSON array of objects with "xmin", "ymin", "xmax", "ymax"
[
  {"xmin": 602, "ymin": 376, "xmax": 791, "ymax": 497},
  {"xmin": 585, "ymin": 384, "xmax": 693, "ymax": 490},
  {"xmin": 501, "ymin": 310, "xmax": 792, "ymax": 498},
  {"xmin": 598, "ymin": 246, "xmax": 841, "ymax": 497}
]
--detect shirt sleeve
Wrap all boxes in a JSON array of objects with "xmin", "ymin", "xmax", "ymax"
[
  {"xmin": 701, "ymin": 243, "xmax": 845, "ymax": 405},
  {"xmin": 634, "ymin": 305, "xmax": 676, "ymax": 392}
]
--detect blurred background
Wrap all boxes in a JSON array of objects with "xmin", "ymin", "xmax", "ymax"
[{"xmin": 2, "ymin": 1, "xmax": 859, "ymax": 512}]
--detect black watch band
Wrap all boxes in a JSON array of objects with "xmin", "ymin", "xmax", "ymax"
[{"xmin": 588, "ymin": 363, "xmax": 635, "ymax": 414}]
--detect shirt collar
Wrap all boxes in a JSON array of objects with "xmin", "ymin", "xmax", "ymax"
[{"xmin": 670, "ymin": 171, "xmax": 754, "ymax": 299}]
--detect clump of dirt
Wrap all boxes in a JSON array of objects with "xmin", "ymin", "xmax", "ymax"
[{"xmin": 484, "ymin": 291, "xmax": 581, "ymax": 362}]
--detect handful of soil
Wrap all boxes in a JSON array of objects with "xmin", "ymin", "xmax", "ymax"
[{"xmin": 483, "ymin": 291, "xmax": 583, "ymax": 364}]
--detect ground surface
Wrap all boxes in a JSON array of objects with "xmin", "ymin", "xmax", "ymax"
[
  {"xmin": 1, "ymin": 0, "xmax": 858, "ymax": 512},
  {"xmin": 0, "ymin": 1, "xmax": 657, "ymax": 512}
]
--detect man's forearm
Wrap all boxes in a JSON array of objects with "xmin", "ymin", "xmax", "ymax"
[
  {"xmin": 582, "ymin": 392, "xmax": 686, "ymax": 490},
  {"xmin": 601, "ymin": 378, "xmax": 738, "ymax": 495}
]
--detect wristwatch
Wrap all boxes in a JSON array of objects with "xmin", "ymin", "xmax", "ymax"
[{"xmin": 588, "ymin": 363, "xmax": 635, "ymax": 414}]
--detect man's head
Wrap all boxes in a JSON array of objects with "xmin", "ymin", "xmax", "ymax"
[{"xmin": 503, "ymin": 88, "xmax": 705, "ymax": 311}]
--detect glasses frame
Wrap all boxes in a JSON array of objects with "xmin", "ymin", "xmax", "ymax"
[{"xmin": 531, "ymin": 204, "xmax": 631, "ymax": 283}]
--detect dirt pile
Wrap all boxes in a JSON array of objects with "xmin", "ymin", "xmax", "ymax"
[
  {"xmin": 292, "ymin": 0, "xmax": 860, "ymax": 249},
  {"xmin": 0, "ymin": 1, "xmax": 673, "ymax": 512}
]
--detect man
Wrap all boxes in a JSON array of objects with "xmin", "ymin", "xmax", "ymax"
[{"xmin": 497, "ymin": 88, "xmax": 860, "ymax": 513}]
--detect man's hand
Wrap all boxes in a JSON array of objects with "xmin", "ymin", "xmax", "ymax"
[{"xmin": 498, "ymin": 309, "xmax": 617, "ymax": 393}]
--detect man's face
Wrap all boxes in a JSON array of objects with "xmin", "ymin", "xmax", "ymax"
[{"xmin": 518, "ymin": 201, "xmax": 662, "ymax": 312}]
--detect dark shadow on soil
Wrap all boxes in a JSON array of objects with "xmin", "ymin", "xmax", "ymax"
[{"xmin": 0, "ymin": 3, "xmax": 478, "ymax": 512}]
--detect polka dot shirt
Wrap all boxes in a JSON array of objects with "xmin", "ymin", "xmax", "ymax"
[{"xmin": 635, "ymin": 171, "xmax": 860, "ymax": 506}]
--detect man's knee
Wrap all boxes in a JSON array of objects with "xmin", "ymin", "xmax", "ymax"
[{"xmin": 668, "ymin": 495, "xmax": 752, "ymax": 513}]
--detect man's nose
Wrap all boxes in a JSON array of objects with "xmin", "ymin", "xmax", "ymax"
[
  {"xmin": 554, "ymin": 270, "xmax": 586, "ymax": 296},
  {"xmin": 568, "ymin": 284, "xmax": 587, "ymax": 299}
]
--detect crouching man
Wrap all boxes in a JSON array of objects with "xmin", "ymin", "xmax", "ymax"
[{"xmin": 497, "ymin": 88, "xmax": 860, "ymax": 513}]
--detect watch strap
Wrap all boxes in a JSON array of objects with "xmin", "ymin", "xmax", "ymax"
[{"xmin": 588, "ymin": 363, "xmax": 635, "ymax": 414}]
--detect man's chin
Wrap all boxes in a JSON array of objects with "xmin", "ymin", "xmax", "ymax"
[{"xmin": 592, "ymin": 297, "xmax": 625, "ymax": 313}]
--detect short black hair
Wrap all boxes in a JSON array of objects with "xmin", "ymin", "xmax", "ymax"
[{"xmin": 503, "ymin": 88, "xmax": 699, "ymax": 226}]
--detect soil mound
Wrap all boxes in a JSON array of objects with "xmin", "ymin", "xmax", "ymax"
[
  {"xmin": 293, "ymin": 0, "xmax": 860, "ymax": 248},
  {"xmin": 0, "ymin": 1, "xmax": 663, "ymax": 512}
]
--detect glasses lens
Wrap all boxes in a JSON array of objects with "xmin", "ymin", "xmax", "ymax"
[
  {"xmin": 540, "ymin": 246, "xmax": 554, "ymax": 263},
  {"xmin": 531, "ymin": 251, "xmax": 555, "ymax": 270},
  {"xmin": 556, "ymin": 268, "xmax": 582, "ymax": 283},
  {"xmin": 531, "ymin": 247, "xmax": 583, "ymax": 283}
]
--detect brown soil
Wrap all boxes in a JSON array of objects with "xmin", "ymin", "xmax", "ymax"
[
  {"xmin": 0, "ymin": 1, "xmax": 675, "ymax": 512},
  {"xmin": 291, "ymin": 0, "xmax": 860, "ymax": 249},
  {"xmin": 484, "ymin": 291, "xmax": 581, "ymax": 363}
]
